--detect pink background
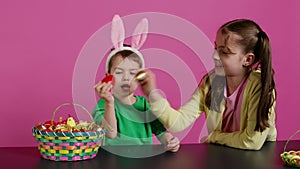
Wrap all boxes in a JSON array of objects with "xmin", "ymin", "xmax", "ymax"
[{"xmin": 1, "ymin": 0, "xmax": 300, "ymax": 147}]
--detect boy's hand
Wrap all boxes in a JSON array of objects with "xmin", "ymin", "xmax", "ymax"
[
  {"xmin": 165, "ymin": 137, "xmax": 180, "ymax": 152},
  {"xmin": 94, "ymin": 81, "xmax": 114, "ymax": 104}
]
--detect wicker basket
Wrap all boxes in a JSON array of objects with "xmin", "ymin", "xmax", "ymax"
[
  {"xmin": 280, "ymin": 130, "xmax": 300, "ymax": 167},
  {"xmin": 32, "ymin": 103, "xmax": 105, "ymax": 161}
]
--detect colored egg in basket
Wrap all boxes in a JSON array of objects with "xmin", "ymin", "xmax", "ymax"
[
  {"xmin": 281, "ymin": 130, "xmax": 300, "ymax": 167},
  {"xmin": 281, "ymin": 151, "xmax": 300, "ymax": 167}
]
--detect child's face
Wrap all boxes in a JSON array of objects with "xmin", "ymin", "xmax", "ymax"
[
  {"xmin": 214, "ymin": 30, "xmax": 246, "ymax": 77},
  {"xmin": 109, "ymin": 55, "xmax": 140, "ymax": 97}
]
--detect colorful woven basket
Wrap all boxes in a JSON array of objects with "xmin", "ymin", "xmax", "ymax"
[
  {"xmin": 32, "ymin": 103, "xmax": 105, "ymax": 161},
  {"xmin": 281, "ymin": 130, "xmax": 300, "ymax": 167}
]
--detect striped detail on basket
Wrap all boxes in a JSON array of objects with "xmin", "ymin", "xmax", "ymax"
[{"xmin": 32, "ymin": 127, "xmax": 105, "ymax": 161}]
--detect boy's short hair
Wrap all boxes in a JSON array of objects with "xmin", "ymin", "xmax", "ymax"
[
  {"xmin": 107, "ymin": 49, "xmax": 143, "ymax": 73},
  {"xmin": 106, "ymin": 43, "xmax": 145, "ymax": 73}
]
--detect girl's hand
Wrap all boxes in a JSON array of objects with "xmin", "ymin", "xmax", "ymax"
[
  {"xmin": 138, "ymin": 69, "xmax": 157, "ymax": 96},
  {"xmin": 94, "ymin": 81, "xmax": 114, "ymax": 104},
  {"xmin": 165, "ymin": 137, "xmax": 180, "ymax": 152}
]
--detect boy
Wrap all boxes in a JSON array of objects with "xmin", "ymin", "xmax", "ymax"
[{"xmin": 93, "ymin": 49, "xmax": 180, "ymax": 152}]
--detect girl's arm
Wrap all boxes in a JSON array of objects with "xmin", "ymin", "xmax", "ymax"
[
  {"xmin": 206, "ymin": 82, "xmax": 277, "ymax": 150},
  {"xmin": 150, "ymin": 89, "xmax": 203, "ymax": 132},
  {"xmin": 140, "ymin": 70, "xmax": 208, "ymax": 133}
]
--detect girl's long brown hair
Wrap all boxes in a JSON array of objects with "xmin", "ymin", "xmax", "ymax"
[{"xmin": 205, "ymin": 19, "xmax": 276, "ymax": 132}]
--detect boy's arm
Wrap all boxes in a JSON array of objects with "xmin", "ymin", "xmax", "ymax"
[
  {"xmin": 94, "ymin": 81, "xmax": 117, "ymax": 139},
  {"xmin": 102, "ymin": 102, "xmax": 117, "ymax": 139},
  {"xmin": 157, "ymin": 132, "xmax": 180, "ymax": 152},
  {"xmin": 92, "ymin": 99, "xmax": 117, "ymax": 139}
]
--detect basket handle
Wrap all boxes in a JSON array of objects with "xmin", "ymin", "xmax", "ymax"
[
  {"xmin": 284, "ymin": 129, "xmax": 300, "ymax": 152},
  {"xmin": 51, "ymin": 103, "xmax": 93, "ymax": 123}
]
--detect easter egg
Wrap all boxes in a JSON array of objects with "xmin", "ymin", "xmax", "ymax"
[
  {"xmin": 135, "ymin": 70, "xmax": 147, "ymax": 81},
  {"xmin": 102, "ymin": 74, "xmax": 114, "ymax": 84}
]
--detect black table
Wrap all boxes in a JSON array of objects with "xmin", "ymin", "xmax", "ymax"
[{"xmin": 0, "ymin": 141, "xmax": 299, "ymax": 169}]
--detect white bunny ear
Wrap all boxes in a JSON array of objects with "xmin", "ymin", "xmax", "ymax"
[
  {"xmin": 131, "ymin": 18, "xmax": 148, "ymax": 49},
  {"xmin": 111, "ymin": 15, "xmax": 125, "ymax": 49}
]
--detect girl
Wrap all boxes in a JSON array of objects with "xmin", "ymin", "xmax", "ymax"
[
  {"xmin": 93, "ymin": 15, "xmax": 180, "ymax": 152},
  {"xmin": 139, "ymin": 19, "xmax": 277, "ymax": 150}
]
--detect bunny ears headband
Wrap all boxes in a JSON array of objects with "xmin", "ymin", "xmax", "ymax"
[{"xmin": 105, "ymin": 15, "xmax": 148, "ymax": 72}]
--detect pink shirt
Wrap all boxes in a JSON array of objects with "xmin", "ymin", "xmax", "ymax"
[{"xmin": 222, "ymin": 77, "xmax": 249, "ymax": 132}]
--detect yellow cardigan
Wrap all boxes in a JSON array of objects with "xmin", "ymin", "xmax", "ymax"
[{"xmin": 150, "ymin": 69, "xmax": 277, "ymax": 150}]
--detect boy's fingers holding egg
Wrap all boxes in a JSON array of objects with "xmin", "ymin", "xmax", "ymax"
[
  {"xmin": 94, "ymin": 83, "xmax": 104, "ymax": 93},
  {"xmin": 102, "ymin": 82, "xmax": 112, "ymax": 92},
  {"xmin": 94, "ymin": 75, "xmax": 114, "ymax": 94}
]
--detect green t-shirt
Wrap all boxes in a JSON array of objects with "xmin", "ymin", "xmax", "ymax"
[{"xmin": 92, "ymin": 96, "xmax": 166, "ymax": 146}]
